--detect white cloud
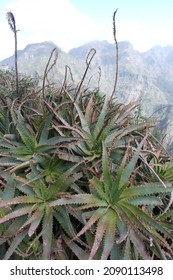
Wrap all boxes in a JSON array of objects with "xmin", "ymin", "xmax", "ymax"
[
  {"xmin": 1, "ymin": 0, "xmax": 173, "ymax": 60},
  {"xmin": 116, "ymin": 20, "xmax": 173, "ymax": 52},
  {"xmin": 0, "ymin": 0, "xmax": 104, "ymax": 60}
]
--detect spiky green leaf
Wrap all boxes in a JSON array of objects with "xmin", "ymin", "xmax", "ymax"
[
  {"xmin": 4, "ymin": 229, "xmax": 28, "ymax": 260},
  {"xmin": 119, "ymin": 139, "xmax": 144, "ymax": 189},
  {"xmin": 42, "ymin": 207, "xmax": 53, "ymax": 259},
  {"xmin": 0, "ymin": 206, "xmax": 33, "ymax": 224},
  {"xmin": 0, "ymin": 196, "xmax": 42, "ymax": 208},
  {"xmin": 128, "ymin": 196, "xmax": 163, "ymax": 206}
]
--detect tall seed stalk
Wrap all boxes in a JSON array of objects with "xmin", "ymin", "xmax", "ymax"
[
  {"xmin": 110, "ymin": 9, "xmax": 119, "ymax": 100},
  {"xmin": 6, "ymin": 11, "xmax": 19, "ymax": 97}
]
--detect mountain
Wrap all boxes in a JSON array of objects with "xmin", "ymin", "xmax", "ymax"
[
  {"xmin": 0, "ymin": 41, "xmax": 86, "ymax": 84},
  {"xmin": 1, "ymin": 40, "xmax": 173, "ymax": 146}
]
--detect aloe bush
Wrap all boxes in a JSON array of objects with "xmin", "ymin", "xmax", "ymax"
[
  {"xmin": 49, "ymin": 140, "xmax": 173, "ymax": 260},
  {"xmin": 0, "ymin": 76, "xmax": 173, "ymax": 260}
]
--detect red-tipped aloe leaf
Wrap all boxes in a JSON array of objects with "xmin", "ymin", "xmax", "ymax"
[
  {"xmin": 0, "ymin": 195, "xmax": 41, "ymax": 208},
  {"xmin": 0, "ymin": 206, "xmax": 33, "ymax": 224},
  {"xmin": 17, "ymin": 206, "xmax": 44, "ymax": 237},
  {"xmin": 74, "ymin": 208, "xmax": 107, "ymax": 241},
  {"xmin": 49, "ymin": 194, "xmax": 107, "ymax": 207},
  {"xmin": 101, "ymin": 210, "xmax": 117, "ymax": 260},
  {"xmin": 89, "ymin": 214, "xmax": 108, "ymax": 260}
]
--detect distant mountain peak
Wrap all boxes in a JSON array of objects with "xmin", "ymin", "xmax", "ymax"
[{"xmin": 23, "ymin": 41, "xmax": 61, "ymax": 52}]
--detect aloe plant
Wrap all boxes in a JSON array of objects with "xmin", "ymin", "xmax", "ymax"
[
  {"xmin": 0, "ymin": 104, "xmax": 79, "ymax": 173},
  {"xmin": 49, "ymin": 141, "xmax": 173, "ymax": 259},
  {"xmin": 1, "ymin": 86, "xmax": 173, "ymax": 259},
  {"xmin": 51, "ymin": 89, "xmax": 156, "ymax": 178},
  {"xmin": 0, "ymin": 160, "xmax": 83, "ymax": 259}
]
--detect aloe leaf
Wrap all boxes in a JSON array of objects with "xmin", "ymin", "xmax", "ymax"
[
  {"xmin": 46, "ymin": 136, "xmax": 80, "ymax": 146},
  {"xmin": 115, "ymin": 100, "xmax": 139, "ymax": 124},
  {"xmin": 0, "ymin": 206, "xmax": 32, "ymax": 224},
  {"xmin": 63, "ymin": 234, "xmax": 89, "ymax": 260},
  {"xmin": 73, "ymin": 100, "xmax": 91, "ymax": 135},
  {"xmin": 111, "ymin": 165, "xmax": 125, "ymax": 201},
  {"xmin": 93, "ymin": 97, "xmax": 108, "ymax": 139},
  {"xmin": 85, "ymin": 230, "xmax": 95, "ymax": 250},
  {"xmin": 3, "ymin": 134, "xmax": 16, "ymax": 141},
  {"xmin": 0, "ymin": 195, "xmax": 41, "ymax": 208},
  {"xmin": 124, "ymin": 202, "xmax": 173, "ymax": 240},
  {"xmin": 152, "ymin": 241, "xmax": 167, "ymax": 260},
  {"xmin": 58, "ymin": 151, "xmax": 82, "ymax": 162},
  {"xmin": 102, "ymin": 142, "xmax": 112, "ymax": 201},
  {"xmin": 0, "ymin": 141, "xmax": 15, "ymax": 149},
  {"xmin": 89, "ymin": 213, "xmax": 109, "ymax": 260},
  {"xmin": 117, "ymin": 202, "xmax": 153, "ymax": 238},
  {"xmin": 128, "ymin": 196, "xmax": 163, "ymax": 206},
  {"xmin": 54, "ymin": 207, "xmax": 77, "ymax": 238},
  {"xmin": 119, "ymin": 139, "xmax": 144, "ymax": 189},
  {"xmin": 28, "ymin": 211, "xmax": 44, "ymax": 237},
  {"xmin": 110, "ymin": 242, "xmax": 121, "ymax": 260},
  {"xmin": 123, "ymin": 236, "xmax": 132, "ymax": 260},
  {"xmin": 9, "ymin": 145, "xmax": 32, "ymax": 156},
  {"xmin": 101, "ymin": 211, "xmax": 117, "ymax": 259},
  {"xmin": 150, "ymin": 227, "xmax": 172, "ymax": 248},
  {"xmin": 106, "ymin": 123, "xmax": 151, "ymax": 147},
  {"xmin": 130, "ymin": 229, "xmax": 150, "ymax": 260},
  {"xmin": 158, "ymin": 209, "xmax": 173, "ymax": 221},
  {"xmin": 18, "ymin": 205, "xmax": 44, "ymax": 236},
  {"xmin": 26, "ymin": 166, "xmax": 48, "ymax": 198},
  {"xmin": 33, "ymin": 153, "xmax": 47, "ymax": 165},
  {"xmin": 4, "ymin": 216, "xmax": 27, "ymax": 237},
  {"xmin": 74, "ymin": 141, "xmax": 93, "ymax": 156},
  {"xmin": 159, "ymin": 221, "xmax": 173, "ymax": 231},
  {"xmin": 49, "ymin": 193, "xmax": 106, "ymax": 207},
  {"xmin": 74, "ymin": 208, "xmax": 107, "ymax": 241},
  {"xmin": 38, "ymin": 114, "xmax": 52, "ymax": 145},
  {"xmin": 42, "ymin": 207, "xmax": 53, "ymax": 259},
  {"xmin": 89, "ymin": 177, "xmax": 106, "ymax": 200},
  {"xmin": 48, "ymin": 177, "xmax": 74, "ymax": 198},
  {"xmin": 78, "ymin": 201, "xmax": 107, "ymax": 210},
  {"xmin": 16, "ymin": 110, "xmax": 36, "ymax": 150},
  {"xmin": 4, "ymin": 229, "xmax": 28, "ymax": 260},
  {"xmin": 2, "ymin": 174, "xmax": 16, "ymax": 200},
  {"xmin": 122, "ymin": 184, "xmax": 173, "ymax": 198},
  {"xmin": 116, "ymin": 216, "xmax": 128, "ymax": 244},
  {"xmin": 48, "ymin": 162, "xmax": 83, "ymax": 196},
  {"xmin": 15, "ymin": 177, "xmax": 35, "ymax": 196},
  {"xmin": 0, "ymin": 157, "xmax": 21, "ymax": 166}
]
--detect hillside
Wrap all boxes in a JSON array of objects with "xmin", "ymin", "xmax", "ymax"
[{"xmin": 1, "ymin": 40, "xmax": 173, "ymax": 146}]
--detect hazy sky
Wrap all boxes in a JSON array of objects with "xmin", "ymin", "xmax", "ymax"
[{"xmin": 0, "ymin": 0, "xmax": 173, "ymax": 60}]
